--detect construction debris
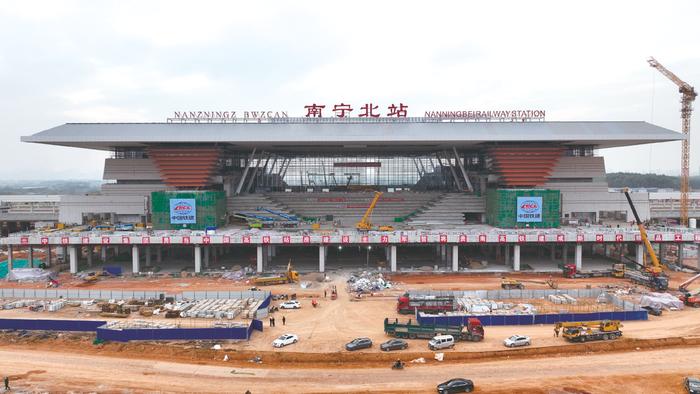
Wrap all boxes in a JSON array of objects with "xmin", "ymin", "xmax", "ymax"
[
  {"xmin": 102, "ymin": 320, "xmax": 177, "ymax": 330},
  {"xmin": 454, "ymin": 297, "xmax": 537, "ymax": 315},
  {"xmin": 347, "ymin": 271, "xmax": 392, "ymax": 292},
  {"xmin": 547, "ymin": 294, "xmax": 577, "ymax": 305},
  {"xmin": 6, "ymin": 268, "xmax": 55, "ymax": 282},
  {"xmin": 639, "ymin": 292, "xmax": 684, "ymax": 310}
]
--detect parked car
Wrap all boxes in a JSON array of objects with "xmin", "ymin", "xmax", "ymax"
[
  {"xmin": 272, "ymin": 333, "xmax": 298, "ymax": 348},
  {"xmin": 428, "ymin": 334, "xmax": 455, "ymax": 351},
  {"xmin": 380, "ymin": 338, "xmax": 408, "ymax": 351},
  {"xmin": 345, "ymin": 337, "xmax": 373, "ymax": 351},
  {"xmin": 437, "ymin": 378, "xmax": 474, "ymax": 393},
  {"xmin": 503, "ymin": 335, "xmax": 531, "ymax": 348},
  {"xmin": 642, "ymin": 305, "xmax": 663, "ymax": 316},
  {"xmin": 685, "ymin": 377, "xmax": 700, "ymax": 394},
  {"xmin": 279, "ymin": 300, "xmax": 301, "ymax": 309}
]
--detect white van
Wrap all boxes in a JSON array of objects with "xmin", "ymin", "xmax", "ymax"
[{"xmin": 428, "ymin": 334, "xmax": 455, "ymax": 350}]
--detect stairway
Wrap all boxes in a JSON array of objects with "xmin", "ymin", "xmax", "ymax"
[{"xmin": 407, "ymin": 193, "xmax": 486, "ymax": 227}]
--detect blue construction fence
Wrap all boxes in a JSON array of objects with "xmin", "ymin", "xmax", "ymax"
[
  {"xmin": 0, "ymin": 318, "xmax": 107, "ymax": 332},
  {"xmin": 417, "ymin": 310, "xmax": 648, "ymax": 327},
  {"xmin": 96, "ymin": 319, "xmax": 264, "ymax": 342},
  {"xmin": 0, "ymin": 318, "xmax": 264, "ymax": 342}
]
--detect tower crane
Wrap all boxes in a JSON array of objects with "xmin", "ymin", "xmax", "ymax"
[{"xmin": 648, "ymin": 57, "xmax": 697, "ymax": 226}]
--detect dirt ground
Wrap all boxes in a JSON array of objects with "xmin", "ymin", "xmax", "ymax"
[
  {"xmin": 2, "ymin": 269, "xmax": 700, "ymax": 392},
  {"xmin": 0, "ymin": 345, "xmax": 698, "ymax": 393}
]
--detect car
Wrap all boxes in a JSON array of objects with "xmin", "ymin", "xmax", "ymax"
[
  {"xmin": 272, "ymin": 333, "xmax": 298, "ymax": 348},
  {"xmin": 503, "ymin": 334, "xmax": 531, "ymax": 348},
  {"xmin": 685, "ymin": 377, "xmax": 700, "ymax": 394},
  {"xmin": 437, "ymin": 378, "xmax": 474, "ymax": 393},
  {"xmin": 345, "ymin": 337, "xmax": 373, "ymax": 351},
  {"xmin": 428, "ymin": 334, "xmax": 455, "ymax": 351},
  {"xmin": 642, "ymin": 305, "xmax": 663, "ymax": 316},
  {"xmin": 279, "ymin": 300, "xmax": 301, "ymax": 309},
  {"xmin": 380, "ymin": 338, "xmax": 408, "ymax": 351}
]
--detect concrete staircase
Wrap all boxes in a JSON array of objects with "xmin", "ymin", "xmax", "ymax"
[
  {"xmin": 266, "ymin": 191, "xmax": 442, "ymax": 227},
  {"xmin": 407, "ymin": 193, "xmax": 486, "ymax": 227},
  {"xmin": 227, "ymin": 195, "xmax": 297, "ymax": 222}
]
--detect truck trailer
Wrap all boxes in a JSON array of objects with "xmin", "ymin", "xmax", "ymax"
[
  {"xmin": 383, "ymin": 317, "xmax": 484, "ymax": 342},
  {"xmin": 396, "ymin": 293, "xmax": 455, "ymax": 315}
]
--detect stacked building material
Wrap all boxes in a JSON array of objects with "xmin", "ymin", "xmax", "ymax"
[
  {"xmin": 547, "ymin": 294, "xmax": 577, "ymax": 304},
  {"xmin": 454, "ymin": 296, "xmax": 537, "ymax": 315},
  {"xmin": 347, "ymin": 271, "xmax": 392, "ymax": 292},
  {"xmin": 103, "ymin": 320, "xmax": 177, "ymax": 330}
]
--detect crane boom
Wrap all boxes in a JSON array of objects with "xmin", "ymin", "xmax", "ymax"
[
  {"xmin": 648, "ymin": 57, "xmax": 697, "ymax": 226},
  {"xmin": 356, "ymin": 191, "xmax": 383, "ymax": 231},
  {"xmin": 622, "ymin": 188, "xmax": 662, "ymax": 275}
]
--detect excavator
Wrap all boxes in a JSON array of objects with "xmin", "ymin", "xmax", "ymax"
[
  {"xmin": 622, "ymin": 188, "xmax": 669, "ymax": 291},
  {"xmin": 678, "ymin": 272, "xmax": 700, "ymax": 307},
  {"xmin": 356, "ymin": 191, "xmax": 394, "ymax": 232}
]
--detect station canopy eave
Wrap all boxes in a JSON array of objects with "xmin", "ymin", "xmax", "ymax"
[{"xmin": 20, "ymin": 120, "xmax": 684, "ymax": 153}]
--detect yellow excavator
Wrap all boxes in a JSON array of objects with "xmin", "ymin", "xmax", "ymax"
[{"xmin": 356, "ymin": 191, "xmax": 394, "ymax": 232}]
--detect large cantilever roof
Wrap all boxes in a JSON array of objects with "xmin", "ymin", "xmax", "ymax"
[{"xmin": 21, "ymin": 119, "xmax": 683, "ymax": 152}]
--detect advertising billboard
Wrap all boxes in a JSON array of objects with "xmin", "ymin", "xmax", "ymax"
[
  {"xmin": 169, "ymin": 199, "xmax": 196, "ymax": 224},
  {"xmin": 516, "ymin": 196, "xmax": 542, "ymax": 223}
]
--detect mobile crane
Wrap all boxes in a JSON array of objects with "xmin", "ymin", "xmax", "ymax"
[
  {"xmin": 555, "ymin": 320, "xmax": 622, "ymax": 342},
  {"xmin": 622, "ymin": 188, "xmax": 669, "ymax": 291},
  {"xmin": 356, "ymin": 191, "xmax": 394, "ymax": 232},
  {"xmin": 678, "ymin": 272, "xmax": 700, "ymax": 307}
]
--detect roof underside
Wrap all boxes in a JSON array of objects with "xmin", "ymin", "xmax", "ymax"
[{"xmin": 21, "ymin": 121, "xmax": 683, "ymax": 152}]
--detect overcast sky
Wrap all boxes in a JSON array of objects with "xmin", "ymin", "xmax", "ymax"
[{"xmin": 0, "ymin": 0, "xmax": 698, "ymax": 180}]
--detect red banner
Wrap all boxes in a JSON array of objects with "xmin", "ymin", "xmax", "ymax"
[
  {"xmin": 634, "ymin": 234, "xmax": 642, "ymax": 242},
  {"xmin": 262, "ymin": 236, "xmax": 270, "ymax": 244},
  {"xmin": 81, "ymin": 237, "xmax": 89, "ymax": 244},
  {"xmin": 20, "ymin": 237, "xmax": 29, "ymax": 245},
  {"xmin": 654, "ymin": 234, "xmax": 663, "ymax": 242},
  {"xmin": 342, "ymin": 235, "xmax": 350, "ymax": 244},
  {"xmin": 439, "ymin": 234, "xmax": 447, "ymax": 244},
  {"xmin": 242, "ymin": 236, "xmax": 251, "ymax": 244},
  {"xmin": 101, "ymin": 237, "xmax": 110, "ymax": 245},
  {"xmin": 420, "ymin": 235, "xmax": 428, "ymax": 243},
  {"xmin": 596, "ymin": 234, "xmax": 604, "ymax": 243},
  {"xmin": 576, "ymin": 234, "xmax": 584, "ymax": 243},
  {"xmin": 556, "ymin": 234, "xmax": 565, "ymax": 243},
  {"xmin": 283, "ymin": 236, "xmax": 291, "ymax": 244},
  {"xmin": 537, "ymin": 235, "xmax": 545, "ymax": 243},
  {"xmin": 674, "ymin": 233, "xmax": 682, "ymax": 242},
  {"xmin": 141, "ymin": 236, "xmax": 150, "ymax": 244},
  {"xmin": 478, "ymin": 234, "xmax": 487, "ymax": 243},
  {"xmin": 459, "ymin": 234, "xmax": 468, "ymax": 243},
  {"xmin": 162, "ymin": 236, "xmax": 171, "ymax": 244},
  {"xmin": 518, "ymin": 234, "xmax": 526, "ymax": 243},
  {"xmin": 400, "ymin": 235, "xmax": 408, "ymax": 243},
  {"xmin": 182, "ymin": 236, "xmax": 191, "ymax": 244},
  {"xmin": 41, "ymin": 237, "xmax": 49, "ymax": 245},
  {"xmin": 303, "ymin": 235, "xmax": 311, "ymax": 244},
  {"xmin": 615, "ymin": 234, "xmax": 623, "ymax": 243},
  {"xmin": 121, "ymin": 236, "xmax": 130, "ymax": 244},
  {"xmin": 361, "ymin": 235, "xmax": 369, "ymax": 243},
  {"xmin": 381, "ymin": 235, "xmax": 389, "ymax": 244},
  {"xmin": 498, "ymin": 234, "xmax": 506, "ymax": 243},
  {"xmin": 322, "ymin": 236, "xmax": 331, "ymax": 244},
  {"xmin": 223, "ymin": 236, "xmax": 231, "ymax": 244}
]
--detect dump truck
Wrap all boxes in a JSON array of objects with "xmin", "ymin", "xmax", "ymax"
[
  {"xmin": 555, "ymin": 320, "xmax": 622, "ymax": 343},
  {"xmin": 383, "ymin": 317, "xmax": 484, "ymax": 341},
  {"xmin": 253, "ymin": 261, "xmax": 299, "ymax": 286},
  {"xmin": 396, "ymin": 293, "xmax": 455, "ymax": 314}
]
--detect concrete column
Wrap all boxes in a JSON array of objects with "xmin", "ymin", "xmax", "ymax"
[
  {"xmin": 156, "ymin": 246, "xmax": 162, "ymax": 263},
  {"xmin": 28, "ymin": 246, "xmax": 34, "ymax": 268},
  {"xmin": 86, "ymin": 246, "xmax": 93, "ymax": 267},
  {"xmin": 452, "ymin": 245, "xmax": 459, "ymax": 271},
  {"xmin": 194, "ymin": 245, "xmax": 202, "ymax": 273},
  {"xmin": 100, "ymin": 246, "xmax": 107, "ymax": 262},
  {"xmin": 7, "ymin": 245, "xmax": 13, "ymax": 271},
  {"xmin": 271, "ymin": 245, "xmax": 276, "ymax": 257},
  {"xmin": 637, "ymin": 243, "xmax": 644, "ymax": 266},
  {"xmin": 390, "ymin": 245, "xmax": 397, "ymax": 272},
  {"xmin": 513, "ymin": 244, "xmax": 521, "ymax": 271},
  {"xmin": 256, "ymin": 245, "xmax": 263, "ymax": 272},
  {"xmin": 132, "ymin": 245, "xmax": 140, "ymax": 273},
  {"xmin": 386, "ymin": 247, "xmax": 391, "ymax": 261},
  {"xmin": 440, "ymin": 245, "xmax": 446, "ymax": 262},
  {"xmin": 504, "ymin": 245, "xmax": 510, "ymax": 265},
  {"xmin": 563, "ymin": 245, "xmax": 569, "ymax": 264},
  {"xmin": 319, "ymin": 245, "xmax": 326, "ymax": 273},
  {"xmin": 550, "ymin": 245, "xmax": 556, "ymax": 261},
  {"xmin": 145, "ymin": 246, "xmax": 152, "ymax": 267},
  {"xmin": 575, "ymin": 244, "xmax": 583, "ymax": 270},
  {"xmin": 47, "ymin": 245, "xmax": 51, "ymax": 267},
  {"xmin": 204, "ymin": 246, "xmax": 210, "ymax": 268},
  {"xmin": 69, "ymin": 246, "xmax": 78, "ymax": 274}
]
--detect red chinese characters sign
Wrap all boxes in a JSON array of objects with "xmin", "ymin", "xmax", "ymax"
[{"xmin": 305, "ymin": 102, "xmax": 408, "ymax": 118}]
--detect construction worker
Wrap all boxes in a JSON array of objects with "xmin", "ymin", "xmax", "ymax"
[
  {"xmin": 282, "ymin": 316, "xmax": 286, "ymax": 326},
  {"xmin": 4, "ymin": 376, "xmax": 9, "ymax": 390},
  {"xmin": 324, "ymin": 289, "xmax": 327, "ymax": 298},
  {"xmin": 554, "ymin": 327, "xmax": 560, "ymax": 338}
]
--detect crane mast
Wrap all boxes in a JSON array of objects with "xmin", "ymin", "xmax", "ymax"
[{"xmin": 648, "ymin": 57, "xmax": 697, "ymax": 226}]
